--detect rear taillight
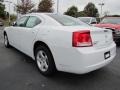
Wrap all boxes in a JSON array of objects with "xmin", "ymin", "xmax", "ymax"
[{"xmin": 72, "ymin": 30, "xmax": 92, "ymax": 47}]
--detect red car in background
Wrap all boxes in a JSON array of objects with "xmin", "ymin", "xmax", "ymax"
[{"xmin": 94, "ymin": 17, "xmax": 120, "ymax": 45}]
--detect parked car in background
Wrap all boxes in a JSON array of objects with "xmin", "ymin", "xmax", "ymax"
[
  {"xmin": 4, "ymin": 13, "xmax": 116, "ymax": 76},
  {"xmin": 0, "ymin": 20, "xmax": 3, "ymax": 26},
  {"xmin": 78, "ymin": 17, "xmax": 97, "ymax": 24},
  {"xmin": 94, "ymin": 17, "xmax": 120, "ymax": 45}
]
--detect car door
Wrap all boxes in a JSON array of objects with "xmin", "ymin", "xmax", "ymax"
[
  {"xmin": 8, "ymin": 16, "xmax": 29, "ymax": 49},
  {"xmin": 19, "ymin": 16, "xmax": 41, "ymax": 56}
]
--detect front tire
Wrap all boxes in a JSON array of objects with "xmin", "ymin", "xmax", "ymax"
[
  {"xmin": 35, "ymin": 45, "xmax": 56, "ymax": 76},
  {"xmin": 4, "ymin": 34, "xmax": 10, "ymax": 48}
]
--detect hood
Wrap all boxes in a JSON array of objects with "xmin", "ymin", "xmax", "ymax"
[{"xmin": 94, "ymin": 23, "xmax": 120, "ymax": 30}]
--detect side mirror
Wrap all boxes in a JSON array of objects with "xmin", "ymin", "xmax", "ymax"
[{"xmin": 12, "ymin": 22, "xmax": 17, "ymax": 26}]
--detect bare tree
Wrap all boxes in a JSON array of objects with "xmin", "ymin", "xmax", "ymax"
[
  {"xmin": 104, "ymin": 11, "xmax": 110, "ymax": 17},
  {"xmin": 16, "ymin": 0, "xmax": 34, "ymax": 14}
]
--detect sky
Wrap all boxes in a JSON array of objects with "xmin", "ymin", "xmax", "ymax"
[{"xmin": 3, "ymin": 0, "xmax": 120, "ymax": 15}]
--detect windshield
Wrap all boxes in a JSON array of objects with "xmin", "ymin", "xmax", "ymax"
[
  {"xmin": 100, "ymin": 17, "xmax": 120, "ymax": 24},
  {"xmin": 48, "ymin": 14, "xmax": 89, "ymax": 26},
  {"xmin": 78, "ymin": 17, "xmax": 91, "ymax": 24}
]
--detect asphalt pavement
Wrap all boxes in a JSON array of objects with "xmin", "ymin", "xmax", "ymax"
[{"xmin": 0, "ymin": 27, "xmax": 120, "ymax": 90}]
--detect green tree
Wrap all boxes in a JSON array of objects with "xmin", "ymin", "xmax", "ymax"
[
  {"xmin": 10, "ymin": 14, "xmax": 17, "ymax": 21},
  {"xmin": 0, "ymin": 0, "xmax": 6, "ymax": 19},
  {"xmin": 64, "ymin": 6, "xmax": 78, "ymax": 17},
  {"xmin": 16, "ymin": 0, "xmax": 34, "ymax": 14},
  {"xmin": 77, "ymin": 11, "xmax": 86, "ymax": 17},
  {"xmin": 111, "ymin": 15, "xmax": 120, "ymax": 17},
  {"xmin": 38, "ymin": 0, "xmax": 53, "ymax": 12},
  {"xmin": 84, "ymin": 2, "xmax": 99, "ymax": 17},
  {"xmin": 0, "ymin": 0, "xmax": 3, "ymax": 2}
]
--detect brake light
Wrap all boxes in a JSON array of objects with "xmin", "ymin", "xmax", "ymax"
[{"xmin": 72, "ymin": 30, "xmax": 92, "ymax": 47}]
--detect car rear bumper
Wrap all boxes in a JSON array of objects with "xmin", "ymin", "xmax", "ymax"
[
  {"xmin": 56, "ymin": 42, "xmax": 116, "ymax": 74},
  {"xmin": 67, "ymin": 53, "xmax": 115, "ymax": 74}
]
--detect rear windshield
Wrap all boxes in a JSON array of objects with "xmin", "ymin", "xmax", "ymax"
[
  {"xmin": 78, "ymin": 17, "xmax": 91, "ymax": 24},
  {"xmin": 48, "ymin": 14, "xmax": 88, "ymax": 26}
]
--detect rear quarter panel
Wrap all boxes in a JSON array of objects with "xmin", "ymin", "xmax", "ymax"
[{"xmin": 34, "ymin": 26, "xmax": 73, "ymax": 69}]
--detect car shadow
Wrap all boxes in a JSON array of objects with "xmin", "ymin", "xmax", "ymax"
[
  {"xmin": 7, "ymin": 45, "xmax": 113, "ymax": 82},
  {"xmin": 8, "ymin": 46, "xmax": 36, "ymax": 65}
]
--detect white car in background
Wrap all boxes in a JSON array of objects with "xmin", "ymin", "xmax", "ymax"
[
  {"xmin": 4, "ymin": 13, "xmax": 116, "ymax": 76},
  {"xmin": 78, "ymin": 17, "xmax": 97, "ymax": 24}
]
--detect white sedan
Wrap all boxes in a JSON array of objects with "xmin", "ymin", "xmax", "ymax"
[{"xmin": 4, "ymin": 13, "xmax": 116, "ymax": 76}]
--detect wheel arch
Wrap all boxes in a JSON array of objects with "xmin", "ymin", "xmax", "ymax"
[
  {"xmin": 33, "ymin": 41, "xmax": 54, "ymax": 59},
  {"xmin": 33, "ymin": 41, "xmax": 57, "ymax": 69}
]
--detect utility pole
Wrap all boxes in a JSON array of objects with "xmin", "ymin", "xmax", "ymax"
[
  {"xmin": 4, "ymin": 1, "xmax": 12, "ymax": 25},
  {"xmin": 17, "ymin": 0, "xmax": 19, "ymax": 19},
  {"xmin": 98, "ymin": 2, "xmax": 105, "ymax": 21},
  {"xmin": 5, "ymin": 0, "xmax": 18, "ymax": 22},
  {"xmin": 57, "ymin": 0, "xmax": 59, "ymax": 13},
  {"xmin": 8, "ymin": 2, "xmax": 11, "ymax": 25}
]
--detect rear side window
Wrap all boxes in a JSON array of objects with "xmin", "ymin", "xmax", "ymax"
[
  {"xmin": 91, "ymin": 18, "xmax": 97, "ymax": 23},
  {"xmin": 26, "ymin": 16, "xmax": 41, "ymax": 28},
  {"xmin": 78, "ymin": 17, "xmax": 91, "ymax": 24},
  {"xmin": 16, "ymin": 16, "xmax": 29, "ymax": 27},
  {"xmin": 48, "ymin": 14, "xmax": 88, "ymax": 26}
]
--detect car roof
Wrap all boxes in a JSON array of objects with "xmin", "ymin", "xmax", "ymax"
[
  {"xmin": 104, "ymin": 17, "xmax": 120, "ymax": 18},
  {"xmin": 21, "ymin": 13, "xmax": 63, "ymax": 26},
  {"xmin": 24, "ymin": 13, "xmax": 58, "ymax": 17}
]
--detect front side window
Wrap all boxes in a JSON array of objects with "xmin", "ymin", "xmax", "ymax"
[
  {"xmin": 16, "ymin": 16, "xmax": 29, "ymax": 27},
  {"xmin": 26, "ymin": 16, "xmax": 41, "ymax": 28}
]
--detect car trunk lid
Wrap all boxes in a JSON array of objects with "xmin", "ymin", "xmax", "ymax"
[
  {"xmin": 90, "ymin": 28, "xmax": 113, "ymax": 48},
  {"xmin": 63, "ymin": 26, "xmax": 113, "ymax": 48}
]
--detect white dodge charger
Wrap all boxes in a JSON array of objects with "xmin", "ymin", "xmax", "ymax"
[{"xmin": 4, "ymin": 13, "xmax": 116, "ymax": 76}]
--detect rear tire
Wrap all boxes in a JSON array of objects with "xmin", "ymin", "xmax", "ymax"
[
  {"xmin": 35, "ymin": 45, "xmax": 56, "ymax": 76},
  {"xmin": 4, "ymin": 34, "xmax": 10, "ymax": 48}
]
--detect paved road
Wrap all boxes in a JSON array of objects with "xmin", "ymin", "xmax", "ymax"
[{"xmin": 0, "ymin": 27, "xmax": 120, "ymax": 90}]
